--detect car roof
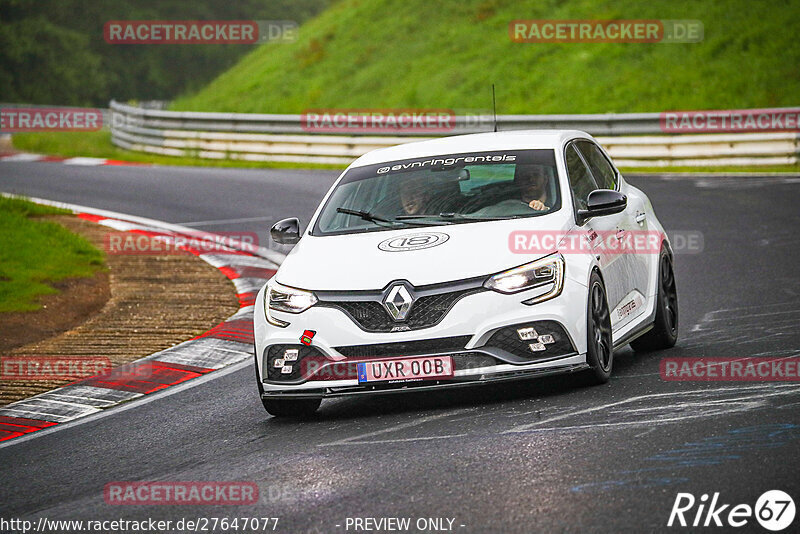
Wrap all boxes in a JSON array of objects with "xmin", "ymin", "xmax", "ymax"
[{"xmin": 349, "ymin": 129, "xmax": 592, "ymax": 168}]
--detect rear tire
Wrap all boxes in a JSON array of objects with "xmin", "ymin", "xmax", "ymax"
[
  {"xmin": 631, "ymin": 250, "xmax": 678, "ymax": 352},
  {"xmin": 262, "ymin": 398, "xmax": 321, "ymax": 418},
  {"xmin": 580, "ymin": 271, "xmax": 613, "ymax": 385}
]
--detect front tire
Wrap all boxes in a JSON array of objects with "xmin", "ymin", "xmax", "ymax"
[
  {"xmin": 255, "ymin": 356, "xmax": 321, "ymax": 417},
  {"xmin": 261, "ymin": 397, "xmax": 321, "ymax": 418},
  {"xmin": 582, "ymin": 271, "xmax": 614, "ymax": 385},
  {"xmin": 631, "ymin": 250, "xmax": 678, "ymax": 352}
]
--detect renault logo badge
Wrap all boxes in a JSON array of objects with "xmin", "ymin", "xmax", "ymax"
[{"xmin": 383, "ymin": 284, "xmax": 414, "ymax": 321}]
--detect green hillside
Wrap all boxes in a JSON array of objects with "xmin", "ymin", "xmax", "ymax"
[
  {"xmin": 0, "ymin": 0, "xmax": 331, "ymax": 106},
  {"xmin": 173, "ymin": 0, "xmax": 800, "ymax": 114}
]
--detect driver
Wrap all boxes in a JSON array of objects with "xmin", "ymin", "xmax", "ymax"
[
  {"xmin": 398, "ymin": 176, "xmax": 432, "ymax": 215},
  {"xmin": 514, "ymin": 164, "xmax": 551, "ymax": 211}
]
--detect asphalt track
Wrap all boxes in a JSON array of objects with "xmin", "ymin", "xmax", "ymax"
[{"xmin": 1, "ymin": 162, "xmax": 800, "ymax": 533}]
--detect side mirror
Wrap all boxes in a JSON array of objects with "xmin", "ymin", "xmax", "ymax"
[
  {"xmin": 577, "ymin": 189, "xmax": 627, "ymax": 225},
  {"xmin": 270, "ymin": 217, "xmax": 301, "ymax": 245}
]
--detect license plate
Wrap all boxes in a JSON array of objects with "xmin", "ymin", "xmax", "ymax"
[{"xmin": 357, "ymin": 356, "xmax": 454, "ymax": 384}]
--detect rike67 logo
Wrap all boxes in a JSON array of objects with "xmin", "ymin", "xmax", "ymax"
[{"xmin": 668, "ymin": 490, "xmax": 795, "ymax": 531}]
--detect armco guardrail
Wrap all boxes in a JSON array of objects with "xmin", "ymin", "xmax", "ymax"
[{"xmin": 109, "ymin": 101, "xmax": 800, "ymax": 167}]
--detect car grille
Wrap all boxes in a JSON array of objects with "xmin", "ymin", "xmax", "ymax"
[
  {"xmin": 319, "ymin": 287, "xmax": 482, "ymax": 332},
  {"xmin": 484, "ymin": 320, "xmax": 575, "ymax": 360},
  {"xmin": 335, "ymin": 335, "xmax": 472, "ymax": 358}
]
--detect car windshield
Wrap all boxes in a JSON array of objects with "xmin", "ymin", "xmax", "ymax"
[{"xmin": 313, "ymin": 149, "xmax": 560, "ymax": 235}]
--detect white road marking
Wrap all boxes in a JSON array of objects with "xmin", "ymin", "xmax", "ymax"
[
  {"xmin": 319, "ymin": 385, "xmax": 800, "ymax": 446},
  {"xmin": 505, "ymin": 384, "xmax": 800, "ymax": 433},
  {"xmin": 176, "ymin": 215, "xmax": 277, "ymax": 227},
  {"xmin": 0, "ymin": 407, "xmax": 67, "ymax": 420},
  {"xmin": 319, "ymin": 409, "xmax": 471, "ymax": 447},
  {"xmin": 0, "ymin": 153, "xmax": 45, "ymax": 162},
  {"xmin": 326, "ymin": 434, "xmax": 470, "ymax": 446},
  {"xmin": 62, "ymin": 157, "xmax": 108, "ymax": 166}
]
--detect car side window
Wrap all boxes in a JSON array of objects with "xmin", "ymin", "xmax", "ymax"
[
  {"xmin": 576, "ymin": 140, "xmax": 617, "ymax": 190},
  {"xmin": 565, "ymin": 143, "xmax": 597, "ymax": 211}
]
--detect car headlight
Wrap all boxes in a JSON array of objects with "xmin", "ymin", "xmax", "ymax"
[
  {"xmin": 264, "ymin": 280, "xmax": 318, "ymax": 327},
  {"xmin": 484, "ymin": 253, "xmax": 565, "ymax": 304}
]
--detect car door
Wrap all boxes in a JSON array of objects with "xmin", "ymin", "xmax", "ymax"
[
  {"xmin": 564, "ymin": 141, "xmax": 629, "ymax": 321},
  {"xmin": 574, "ymin": 140, "xmax": 648, "ymax": 330}
]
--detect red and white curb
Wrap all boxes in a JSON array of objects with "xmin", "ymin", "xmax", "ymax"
[
  {"xmin": 0, "ymin": 153, "xmax": 148, "ymax": 166},
  {"xmin": 0, "ymin": 196, "xmax": 283, "ymax": 443}
]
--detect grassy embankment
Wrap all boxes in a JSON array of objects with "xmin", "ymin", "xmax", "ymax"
[
  {"xmin": 14, "ymin": 0, "xmax": 800, "ymax": 171},
  {"xmin": 0, "ymin": 196, "xmax": 105, "ymax": 313}
]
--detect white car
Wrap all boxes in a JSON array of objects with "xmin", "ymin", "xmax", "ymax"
[{"xmin": 254, "ymin": 130, "xmax": 678, "ymax": 417}]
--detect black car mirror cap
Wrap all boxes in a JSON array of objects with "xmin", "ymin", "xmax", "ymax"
[
  {"xmin": 577, "ymin": 189, "xmax": 627, "ymax": 225},
  {"xmin": 270, "ymin": 217, "xmax": 301, "ymax": 245}
]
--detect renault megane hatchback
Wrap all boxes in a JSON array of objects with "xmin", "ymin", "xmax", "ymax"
[{"xmin": 254, "ymin": 130, "xmax": 678, "ymax": 417}]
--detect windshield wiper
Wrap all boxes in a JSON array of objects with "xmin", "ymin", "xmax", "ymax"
[
  {"xmin": 397, "ymin": 212, "xmax": 512, "ymax": 222},
  {"xmin": 336, "ymin": 208, "xmax": 394, "ymax": 224},
  {"xmin": 336, "ymin": 208, "xmax": 445, "ymax": 226}
]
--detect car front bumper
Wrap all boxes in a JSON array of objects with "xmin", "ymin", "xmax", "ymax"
[{"xmin": 254, "ymin": 275, "xmax": 590, "ymax": 399}]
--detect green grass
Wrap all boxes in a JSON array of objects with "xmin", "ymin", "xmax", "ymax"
[
  {"xmin": 173, "ymin": 0, "xmax": 800, "ymax": 114},
  {"xmin": 10, "ymin": 131, "xmax": 343, "ymax": 170},
  {"xmin": 16, "ymin": 0, "xmax": 800, "ymax": 171},
  {"xmin": 0, "ymin": 196, "xmax": 106, "ymax": 313}
]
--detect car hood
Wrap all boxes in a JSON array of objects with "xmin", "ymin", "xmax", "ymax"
[{"xmin": 275, "ymin": 213, "xmax": 574, "ymax": 290}]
